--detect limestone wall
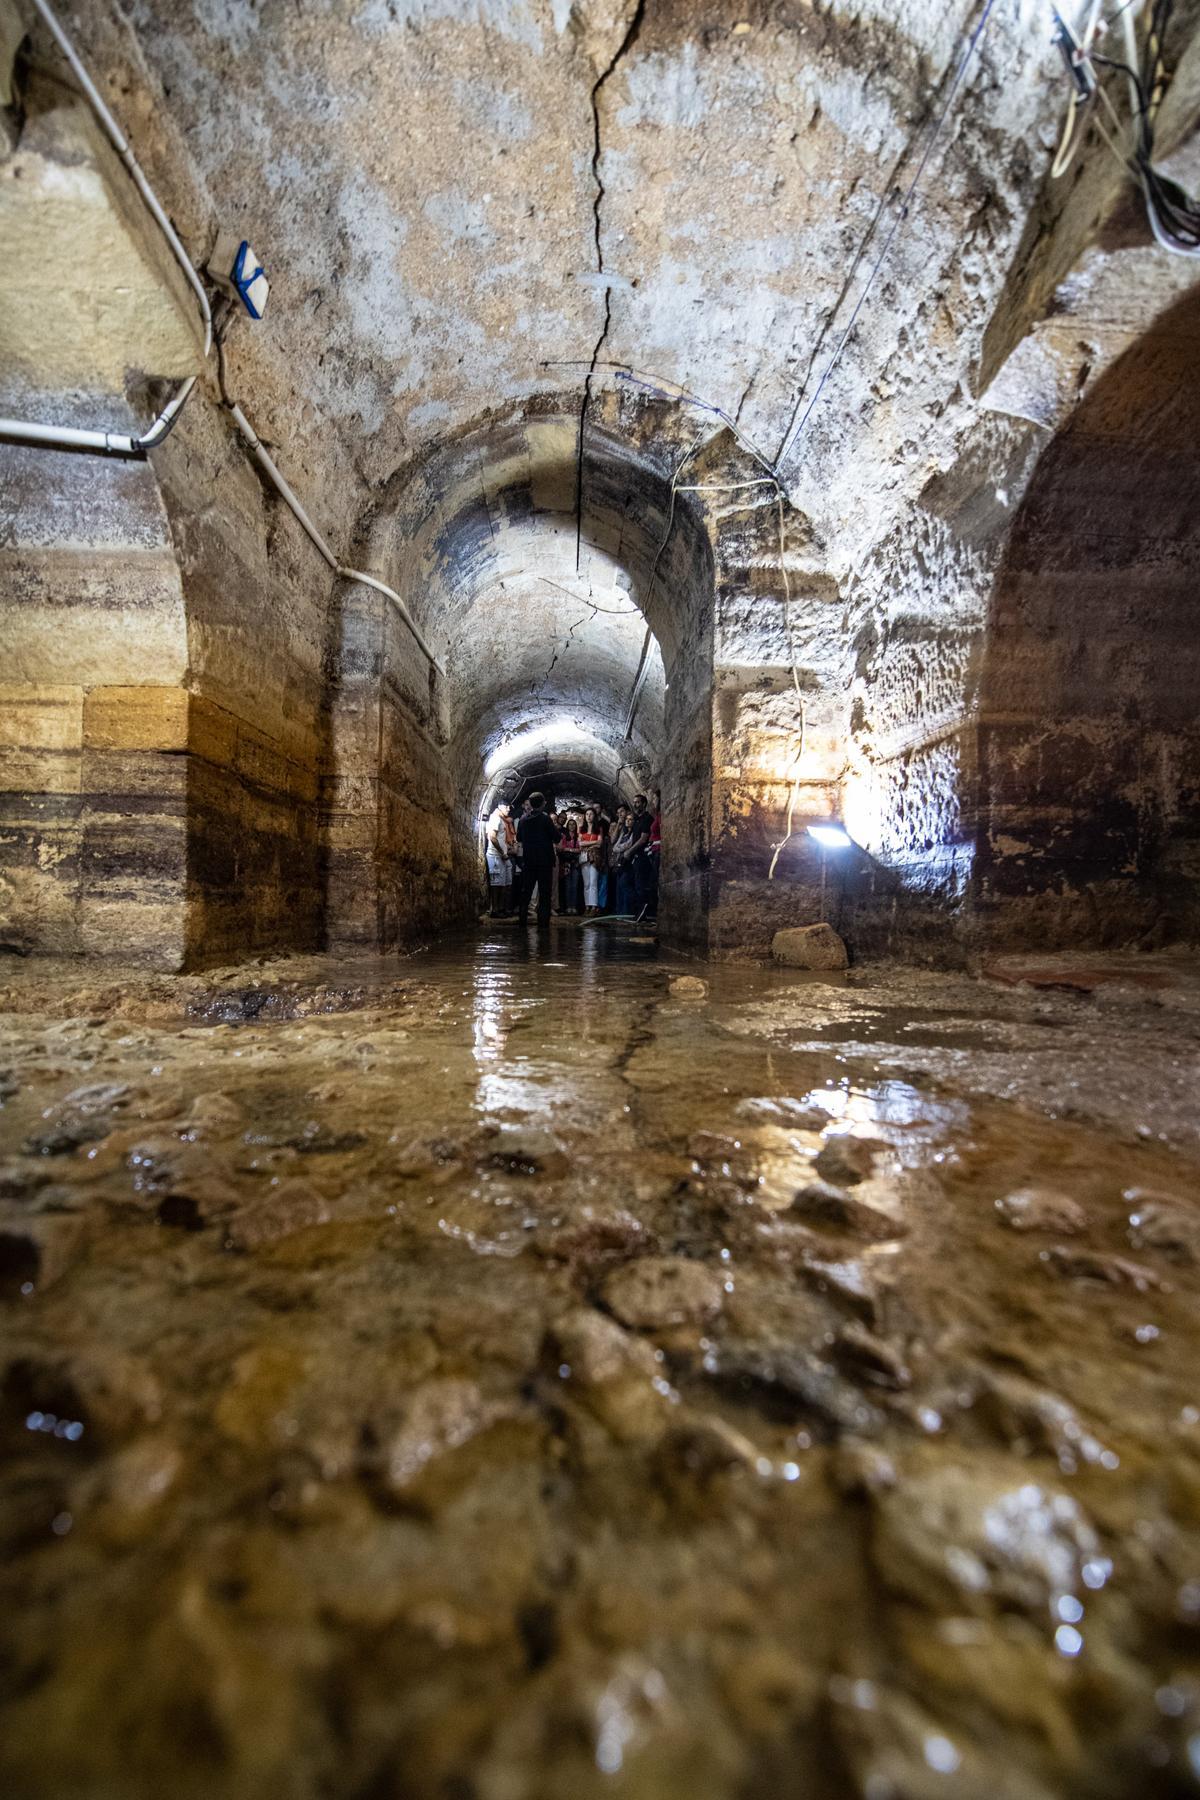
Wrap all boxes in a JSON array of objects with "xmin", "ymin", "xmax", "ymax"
[
  {"xmin": 0, "ymin": 436, "xmax": 190, "ymax": 964},
  {"xmin": 325, "ymin": 582, "xmax": 464, "ymax": 952},
  {"xmin": 0, "ymin": 60, "xmax": 338, "ymax": 968},
  {"xmin": 153, "ymin": 398, "xmax": 332, "ymax": 965},
  {"xmin": 977, "ymin": 290, "xmax": 1200, "ymax": 948}
]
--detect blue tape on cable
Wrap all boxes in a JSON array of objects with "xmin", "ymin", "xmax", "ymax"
[{"xmin": 233, "ymin": 239, "xmax": 267, "ymax": 320}]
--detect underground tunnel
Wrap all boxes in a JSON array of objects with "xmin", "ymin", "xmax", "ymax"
[{"xmin": 3, "ymin": 2, "xmax": 1200, "ymax": 1796}]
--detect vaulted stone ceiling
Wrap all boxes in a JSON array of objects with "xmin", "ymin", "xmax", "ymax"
[{"xmin": 93, "ymin": 0, "xmax": 1059, "ymax": 573}]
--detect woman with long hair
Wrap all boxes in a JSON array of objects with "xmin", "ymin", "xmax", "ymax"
[
  {"xmin": 557, "ymin": 813, "xmax": 581, "ymax": 914},
  {"xmin": 579, "ymin": 807, "xmax": 605, "ymax": 916}
]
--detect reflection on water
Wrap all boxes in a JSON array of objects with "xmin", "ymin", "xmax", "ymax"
[{"xmin": 0, "ymin": 925, "xmax": 1199, "ymax": 1798}]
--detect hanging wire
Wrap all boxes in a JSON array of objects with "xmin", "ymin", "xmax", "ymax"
[
  {"xmin": 1048, "ymin": 0, "xmax": 1200, "ymax": 254},
  {"xmin": 774, "ymin": 0, "xmax": 1000, "ymax": 474},
  {"xmin": 767, "ymin": 491, "xmax": 808, "ymax": 880}
]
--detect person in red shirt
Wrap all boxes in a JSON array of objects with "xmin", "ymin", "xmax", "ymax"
[{"xmin": 578, "ymin": 807, "xmax": 605, "ymax": 915}]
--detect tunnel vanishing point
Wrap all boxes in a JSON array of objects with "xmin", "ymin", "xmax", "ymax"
[
  {"xmin": 4, "ymin": 4, "xmax": 1200, "ymax": 1798},
  {"xmin": 4, "ymin": 0, "xmax": 1200, "ymax": 968}
]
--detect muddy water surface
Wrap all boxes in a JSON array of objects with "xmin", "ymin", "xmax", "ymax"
[{"xmin": 2, "ymin": 928, "xmax": 1199, "ymax": 1798}]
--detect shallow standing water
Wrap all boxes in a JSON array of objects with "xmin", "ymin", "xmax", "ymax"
[{"xmin": 2, "ymin": 926, "xmax": 1200, "ymax": 1799}]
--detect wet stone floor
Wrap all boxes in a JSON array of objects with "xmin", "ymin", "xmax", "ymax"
[{"xmin": 2, "ymin": 926, "xmax": 1200, "ymax": 1799}]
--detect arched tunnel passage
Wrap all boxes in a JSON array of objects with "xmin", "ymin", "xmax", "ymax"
[
  {"xmin": 10, "ymin": 4, "xmax": 1200, "ymax": 1788},
  {"xmin": 326, "ymin": 406, "xmax": 716, "ymax": 948},
  {"xmin": 976, "ymin": 285, "xmax": 1200, "ymax": 950}
]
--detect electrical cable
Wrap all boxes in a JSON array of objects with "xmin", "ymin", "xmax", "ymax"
[
  {"xmin": 620, "ymin": 430, "xmax": 703, "ymax": 742},
  {"xmin": 767, "ymin": 491, "xmax": 808, "ymax": 881},
  {"xmin": 674, "ymin": 479, "xmax": 778, "ymax": 493},
  {"xmin": 540, "ymin": 358, "xmax": 777, "ymax": 477},
  {"xmin": 774, "ymin": 0, "xmax": 999, "ymax": 474},
  {"xmin": 27, "ymin": 0, "xmax": 212, "ymax": 356},
  {"xmin": 4, "ymin": 0, "xmax": 445, "ymax": 672},
  {"xmin": 1049, "ymin": 0, "xmax": 1200, "ymax": 255},
  {"xmin": 215, "ymin": 321, "xmax": 443, "ymax": 670},
  {"xmin": 771, "ymin": 122, "xmax": 926, "ymax": 471},
  {"xmin": 1, "ymin": 0, "xmax": 210, "ymax": 455}
]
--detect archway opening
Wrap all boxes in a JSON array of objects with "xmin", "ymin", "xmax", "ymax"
[
  {"xmin": 977, "ymin": 287, "xmax": 1200, "ymax": 950},
  {"xmin": 330, "ymin": 404, "xmax": 717, "ymax": 947}
]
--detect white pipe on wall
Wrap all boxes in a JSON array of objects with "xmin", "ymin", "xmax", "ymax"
[
  {"xmin": 28, "ymin": 0, "xmax": 213, "ymax": 356},
  {"xmin": 226, "ymin": 399, "xmax": 443, "ymax": 670},
  {"xmin": 1, "ymin": 0, "xmax": 443, "ymax": 675}
]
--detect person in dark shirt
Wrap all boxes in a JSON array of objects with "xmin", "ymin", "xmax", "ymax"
[
  {"xmin": 516, "ymin": 792, "xmax": 561, "ymax": 927},
  {"xmin": 627, "ymin": 794, "xmax": 656, "ymax": 918}
]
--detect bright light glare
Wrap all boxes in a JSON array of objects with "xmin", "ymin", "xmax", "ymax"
[
  {"xmin": 483, "ymin": 719, "xmax": 598, "ymax": 780},
  {"xmin": 807, "ymin": 823, "xmax": 853, "ymax": 850}
]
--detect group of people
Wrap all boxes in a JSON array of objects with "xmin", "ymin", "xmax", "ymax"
[{"xmin": 485, "ymin": 791, "xmax": 660, "ymax": 927}]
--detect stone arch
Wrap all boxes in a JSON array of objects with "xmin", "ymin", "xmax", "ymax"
[
  {"xmin": 325, "ymin": 400, "xmax": 717, "ymax": 946},
  {"xmin": 975, "ymin": 286, "xmax": 1200, "ymax": 948}
]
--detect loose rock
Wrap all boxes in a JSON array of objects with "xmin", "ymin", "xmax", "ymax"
[
  {"xmin": 800, "ymin": 1255, "xmax": 887, "ymax": 1326},
  {"xmin": 792, "ymin": 1179, "xmax": 906, "ymax": 1242},
  {"xmin": 735, "ymin": 1096, "xmax": 831, "ymax": 1131},
  {"xmin": 813, "ymin": 1136, "xmax": 887, "ymax": 1186},
  {"xmin": 771, "ymin": 923, "xmax": 848, "ymax": 970},
  {"xmin": 834, "ymin": 1322, "xmax": 911, "ymax": 1390},
  {"xmin": 1126, "ymin": 1189, "xmax": 1200, "ymax": 1262},
  {"xmin": 972, "ymin": 1369, "xmax": 1113, "ymax": 1472},
  {"xmin": 381, "ymin": 1379, "xmax": 506, "ymax": 1496},
  {"xmin": 602, "ymin": 1256, "xmax": 725, "ymax": 1330},
  {"xmin": 1041, "ymin": 1245, "xmax": 1164, "ymax": 1291},
  {"xmin": 225, "ymin": 1180, "xmax": 332, "ymax": 1251},
  {"xmin": 484, "ymin": 1127, "xmax": 569, "ymax": 1179},
  {"xmin": 994, "ymin": 1186, "xmax": 1087, "ymax": 1235},
  {"xmin": 549, "ymin": 1307, "xmax": 659, "ymax": 1387},
  {"xmin": 873, "ymin": 1451, "xmax": 1101, "ymax": 1615}
]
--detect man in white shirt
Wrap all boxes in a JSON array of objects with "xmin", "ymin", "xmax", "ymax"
[{"xmin": 485, "ymin": 802, "xmax": 513, "ymax": 916}]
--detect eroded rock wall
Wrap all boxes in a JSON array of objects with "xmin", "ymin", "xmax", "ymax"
[
  {"xmin": 0, "ymin": 437, "xmax": 190, "ymax": 964},
  {"xmin": 977, "ymin": 291, "xmax": 1200, "ymax": 948},
  {"xmin": 1, "ymin": 58, "xmax": 338, "ymax": 967},
  {"xmin": 326, "ymin": 583, "xmax": 463, "ymax": 952}
]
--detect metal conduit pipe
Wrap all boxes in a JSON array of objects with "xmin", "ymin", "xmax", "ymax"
[{"xmin": 0, "ymin": 0, "xmax": 443, "ymax": 675}]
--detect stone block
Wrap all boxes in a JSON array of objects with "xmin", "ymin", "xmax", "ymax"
[
  {"xmin": 187, "ymin": 694, "xmax": 241, "ymax": 773},
  {"xmin": 83, "ymin": 686, "xmax": 188, "ymax": 752},
  {"xmin": 0, "ymin": 747, "xmax": 81, "ymax": 796},
  {"xmin": 771, "ymin": 923, "xmax": 848, "ymax": 969},
  {"xmin": 0, "ymin": 686, "xmax": 83, "ymax": 751}
]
